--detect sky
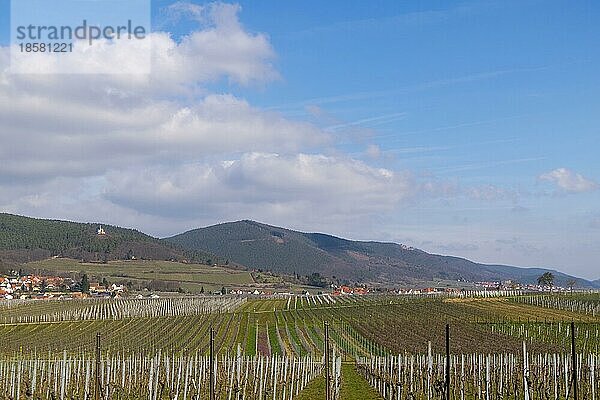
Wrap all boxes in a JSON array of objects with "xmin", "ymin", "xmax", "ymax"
[{"xmin": 0, "ymin": 0, "xmax": 599, "ymax": 279}]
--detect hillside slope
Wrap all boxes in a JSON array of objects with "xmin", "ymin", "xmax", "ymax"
[
  {"xmin": 167, "ymin": 220, "xmax": 356, "ymax": 277},
  {"xmin": 167, "ymin": 220, "xmax": 596, "ymax": 287},
  {"xmin": 0, "ymin": 213, "xmax": 214, "ymax": 267}
]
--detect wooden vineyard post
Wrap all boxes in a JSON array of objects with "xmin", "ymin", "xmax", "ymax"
[
  {"xmin": 210, "ymin": 327, "xmax": 216, "ymax": 400},
  {"xmin": 236, "ymin": 343, "xmax": 241, "ymax": 400},
  {"xmin": 428, "ymin": 341, "xmax": 433, "ymax": 400},
  {"xmin": 95, "ymin": 332, "xmax": 101, "ymax": 400},
  {"xmin": 324, "ymin": 321, "xmax": 331, "ymax": 400},
  {"xmin": 571, "ymin": 321, "xmax": 578, "ymax": 400},
  {"xmin": 446, "ymin": 324, "xmax": 450, "ymax": 400},
  {"xmin": 523, "ymin": 341, "xmax": 530, "ymax": 400}
]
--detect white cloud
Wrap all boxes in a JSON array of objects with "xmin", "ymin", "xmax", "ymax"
[
  {"xmin": 0, "ymin": 1, "xmax": 325, "ymax": 185},
  {"xmin": 162, "ymin": 1, "xmax": 206, "ymax": 24},
  {"xmin": 103, "ymin": 153, "xmax": 416, "ymax": 220},
  {"xmin": 9, "ymin": 2, "xmax": 277, "ymax": 86},
  {"xmin": 539, "ymin": 168, "xmax": 598, "ymax": 193},
  {"xmin": 0, "ymin": 89, "xmax": 326, "ymax": 182}
]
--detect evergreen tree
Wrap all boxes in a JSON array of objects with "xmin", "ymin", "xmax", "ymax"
[{"xmin": 81, "ymin": 274, "xmax": 90, "ymax": 293}]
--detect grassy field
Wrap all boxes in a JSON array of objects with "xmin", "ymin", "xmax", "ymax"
[
  {"xmin": 24, "ymin": 258, "xmax": 324, "ymax": 294},
  {"xmin": 25, "ymin": 258, "xmax": 255, "ymax": 293}
]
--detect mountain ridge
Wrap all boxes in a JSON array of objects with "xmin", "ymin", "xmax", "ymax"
[{"xmin": 167, "ymin": 220, "xmax": 598, "ymax": 288}]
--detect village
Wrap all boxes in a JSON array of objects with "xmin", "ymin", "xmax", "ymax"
[{"xmin": 0, "ymin": 272, "xmax": 125, "ymax": 300}]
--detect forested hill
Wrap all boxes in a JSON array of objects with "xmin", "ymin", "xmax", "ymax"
[
  {"xmin": 0, "ymin": 213, "xmax": 214, "ymax": 266},
  {"xmin": 167, "ymin": 220, "xmax": 597, "ymax": 288}
]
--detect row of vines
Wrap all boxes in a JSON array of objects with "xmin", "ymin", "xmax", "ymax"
[{"xmin": 0, "ymin": 351, "xmax": 323, "ymax": 400}]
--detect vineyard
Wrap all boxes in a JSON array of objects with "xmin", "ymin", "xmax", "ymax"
[
  {"xmin": 0, "ymin": 292, "xmax": 598, "ymax": 399},
  {"xmin": 0, "ymin": 351, "xmax": 322, "ymax": 400},
  {"xmin": 357, "ymin": 349, "xmax": 598, "ymax": 399}
]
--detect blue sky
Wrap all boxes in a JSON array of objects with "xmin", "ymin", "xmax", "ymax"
[
  {"xmin": 237, "ymin": 0, "xmax": 599, "ymax": 176},
  {"xmin": 0, "ymin": 0, "xmax": 599, "ymax": 279}
]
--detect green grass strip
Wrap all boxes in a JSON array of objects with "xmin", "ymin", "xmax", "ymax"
[
  {"xmin": 296, "ymin": 364, "xmax": 384, "ymax": 400},
  {"xmin": 339, "ymin": 363, "xmax": 384, "ymax": 400}
]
